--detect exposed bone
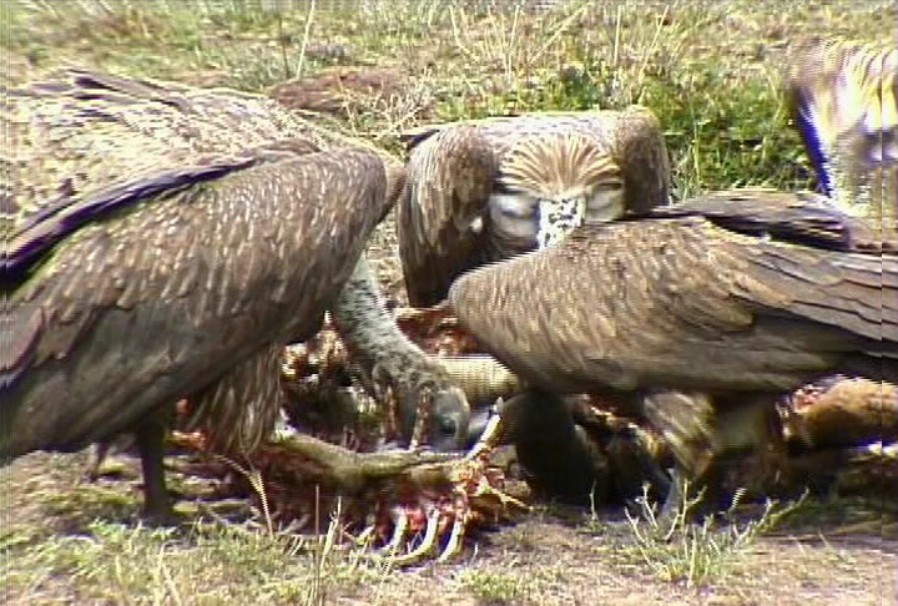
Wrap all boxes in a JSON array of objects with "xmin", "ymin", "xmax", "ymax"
[
  {"xmin": 170, "ymin": 430, "xmax": 457, "ymax": 495},
  {"xmin": 465, "ymin": 401, "xmax": 505, "ymax": 462},
  {"xmin": 167, "ymin": 408, "xmax": 529, "ymax": 567},
  {"xmin": 379, "ymin": 507, "xmax": 410, "ymax": 554},
  {"xmin": 246, "ymin": 303, "xmax": 898, "ymax": 566},
  {"xmin": 390, "ymin": 509, "xmax": 442, "ymax": 566}
]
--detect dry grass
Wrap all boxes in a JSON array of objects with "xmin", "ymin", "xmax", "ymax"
[
  {"xmin": 2, "ymin": 450, "xmax": 894, "ymax": 604},
  {"xmin": 5, "ymin": 0, "xmax": 893, "ymax": 189},
  {"xmin": 619, "ymin": 484, "xmax": 807, "ymax": 588},
  {"xmin": 1, "ymin": 451, "xmax": 402, "ymax": 605},
  {"xmin": 2, "ymin": 1, "xmax": 896, "ymax": 604}
]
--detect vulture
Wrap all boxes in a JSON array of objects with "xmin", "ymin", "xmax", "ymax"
[
  {"xmin": 448, "ymin": 187, "xmax": 897, "ymax": 511},
  {"xmin": 1, "ymin": 69, "xmax": 469, "ymax": 521},
  {"xmin": 396, "ymin": 107, "xmax": 672, "ymax": 307},
  {"xmin": 447, "ymin": 37, "xmax": 898, "ymax": 510},
  {"xmin": 784, "ymin": 38, "xmax": 896, "ymax": 232}
]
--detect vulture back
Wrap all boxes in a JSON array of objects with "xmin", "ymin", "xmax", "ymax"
[
  {"xmin": 449, "ymin": 213, "xmax": 898, "ymax": 396},
  {"xmin": 2, "ymin": 70, "xmax": 394, "ymax": 457}
]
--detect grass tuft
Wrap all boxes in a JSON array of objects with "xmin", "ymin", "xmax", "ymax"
[
  {"xmin": 622, "ymin": 483, "xmax": 807, "ymax": 588},
  {"xmin": 5, "ymin": 0, "xmax": 888, "ymax": 195}
]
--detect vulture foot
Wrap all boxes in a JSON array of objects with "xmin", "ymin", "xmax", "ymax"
[
  {"xmin": 167, "ymin": 407, "xmax": 529, "ymax": 566},
  {"xmin": 330, "ymin": 259, "xmax": 474, "ymax": 451},
  {"xmin": 284, "ymin": 303, "xmax": 893, "ymax": 532},
  {"xmin": 362, "ymin": 411, "xmax": 529, "ymax": 566}
]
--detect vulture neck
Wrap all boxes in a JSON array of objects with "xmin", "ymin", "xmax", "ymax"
[{"xmin": 331, "ymin": 254, "xmax": 447, "ymax": 386}]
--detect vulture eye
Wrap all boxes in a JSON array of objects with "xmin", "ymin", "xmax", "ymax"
[{"xmin": 597, "ymin": 180, "xmax": 624, "ymax": 191}]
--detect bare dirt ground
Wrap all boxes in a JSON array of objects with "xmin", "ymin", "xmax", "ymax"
[{"xmin": 3, "ymin": 446, "xmax": 896, "ymax": 605}]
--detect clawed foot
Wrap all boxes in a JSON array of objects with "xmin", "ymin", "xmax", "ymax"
[
  {"xmin": 362, "ymin": 411, "xmax": 529, "ymax": 566},
  {"xmin": 166, "ymin": 405, "xmax": 528, "ymax": 565}
]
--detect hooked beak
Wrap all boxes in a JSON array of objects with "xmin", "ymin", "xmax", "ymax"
[
  {"xmin": 535, "ymin": 197, "xmax": 587, "ymax": 250},
  {"xmin": 535, "ymin": 180, "xmax": 627, "ymax": 249}
]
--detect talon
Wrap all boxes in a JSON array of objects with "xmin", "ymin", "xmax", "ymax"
[
  {"xmin": 391, "ymin": 508, "xmax": 441, "ymax": 565},
  {"xmin": 437, "ymin": 516, "xmax": 466, "ymax": 563},
  {"xmin": 379, "ymin": 507, "xmax": 409, "ymax": 554},
  {"xmin": 464, "ymin": 401, "xmax": 504, "ymax": 462}
]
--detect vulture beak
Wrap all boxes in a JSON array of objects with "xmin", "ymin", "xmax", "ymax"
[
  {"xmin": 535, "ymin": 179, "xmax": 625, "ymax": 250},
  {"xmin": 428, "ymin": 386, "xmax": 472, "ymax": 452},
  {"xmin": 535, "ymin": 196, "xmax": 588, "ymax": 250}
]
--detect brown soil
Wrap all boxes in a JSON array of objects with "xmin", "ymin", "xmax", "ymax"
[{"xmin": 3, "ymin": 449, "xmax": 895, "ymax": 606}]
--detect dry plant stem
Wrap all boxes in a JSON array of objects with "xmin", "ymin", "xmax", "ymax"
[{"xmin": 172, "ymin": 405, "xmax": 528, "ymax": 566}]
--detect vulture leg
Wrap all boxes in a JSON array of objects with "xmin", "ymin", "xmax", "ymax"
[
  {"xmin": 461, "ymin": 389, "xmax": 673, "ymax": 507},
  {"xmin": 602, "ymin": 424, "xmax": 672, "ymax": 505},
  {"xmin": 499, "ymin": 390, "xmax": 610, "ymax": 506},
  {"xmin": 644, "ymin": 391, "xmax": 783, "ymax": 520},
  {"xmin": 133, "ymin": 409, "xmax": 174, "ymax": 523},
  {"xmin": 332, "ymin": 255, "xmax": 471, "ymax": 451}
]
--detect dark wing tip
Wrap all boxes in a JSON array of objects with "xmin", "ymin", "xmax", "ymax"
[
  {"xmin": 652, "ymin": 189, "xmax": 860, "ymax": 251},
  {"xmin": 0, "ymin": 306, "xmax": 43, "ymax": 391},
  {"xmin": 4, "ymin": 156, "xmax": 258, "ymax": 289},
  {"xmin": 398, "ymin": 123, "xmax": 444, "ymax": 153}
]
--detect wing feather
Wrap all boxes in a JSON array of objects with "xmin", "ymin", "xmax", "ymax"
[
  {"xmin": 608, "ymin": 105, "xmax": 672, "ymax": 212},
  {"xmin": 449, "ymin": 216, "xmax": 897, "ymax": 396},
  {"xmin": 397, "ymin": 108, "xmax": 671, "ymax": 305},
  {"xmin": 2, "ymin": 147, "xmax": 389, "ymax": 454},
  {"xmin": 398, "ymin": 124, "xmax": 498, "ymax": 307},
  {"xmin": 2, "ymin": 66, "xmax": 390, "ymax": 239},
  {"xmin": 784, "ymin": 38, "xmax": 897, "ymax": 224}
]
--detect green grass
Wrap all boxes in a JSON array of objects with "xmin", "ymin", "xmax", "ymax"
[
  {"xmin": 458, "ymin": 568, "xmax": 536, "ymax": 604},
  {"xmin": 614, "ymin": 485, "xmax": 806, "ymax": 588},
  {"xmin": 4, "ymin": 518, "xmax": 368, "ymax": 604},
  {"xmin": 5, "ymin": 0, "xmax": 891, "ymax": 192},
  {"xmin": 1, "ymin": 466, "xmax": 395, "ymax": 605}
]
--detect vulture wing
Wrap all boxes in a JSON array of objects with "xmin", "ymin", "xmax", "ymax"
[{"xmin": 449, "ymin": 214, "xmax": 897, "ymax": 397}]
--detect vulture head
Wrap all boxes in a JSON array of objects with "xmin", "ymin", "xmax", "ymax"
[
  {"xmin": 396, "ymin": 107, "xmax": 671, "ymax": 308},
  {"xmin": 498, "ymin": 133, "xmax": 625, "ymax": 249}
]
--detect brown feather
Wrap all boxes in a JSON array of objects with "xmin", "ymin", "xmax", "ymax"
[
  {"xmin": 2, "ymin": 69, "xmax": 393, "ymax": 463},
  {"xmin": 449, "ymin": 197, "xmax": 896, "ymax": 486},
  {"xmin": 397, "ymin": 108, "xmax": 671, "ymax": 307},
  {"xmin": 500, "ymin": 133, "xmax": 620, "ymax": 199},
  {"xmin": 450, "ymin": 215, "xmax": 896, "ymax": 396},
  {"xmin": 4, "ymin": 148, "xmax": 389, "ymax": 457},
  {"xmin": 784, "ymin": 38, "xmax": 897, "ymax": 229},
  {"xmin": 397, "ymin": 125, "xmax": 498, "ymax": 307}
]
